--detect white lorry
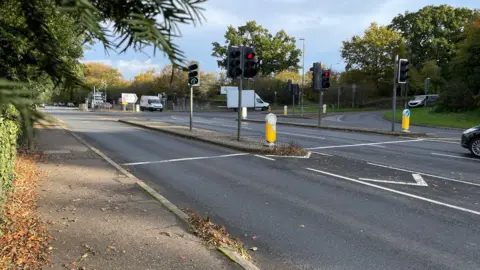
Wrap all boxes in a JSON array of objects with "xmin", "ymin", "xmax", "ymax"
[
  {"xmin": 226, "ymin": 88, "xmax": 269, "ymax": 111},
  {"xmin": 140, "ymin": 95, "xmax": 163, "ymax": 112}
]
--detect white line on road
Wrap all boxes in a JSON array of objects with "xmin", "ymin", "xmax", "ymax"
[
  {"xmin": 122, "ymin": 153, "xmax": 249, "ymax": 166},
  {"xmin": 358, "ymin": 173, "xmax": 427, "ymax": 186},
  {"xmin": 367, "ymin": 162, "xmax": 480, "ymax": 187},
  {"xmin": 277, "ymin": 131, "xmax": 325, "ymax": 140},
  {"xmin": 306, "ymin": 139, "xmax": 424, "ymax": 150},
  {"xmin": 253, "ymin": 155, "xmax": 276, "ymax": 161},
  {"xmin": 431, "ymin": 152, "xmax": 480, "ymax": 162},
  {"xmin": 311, "ymin": 151, "xmax": 333, "ymax": 157},
  {"xmin": 306, "ymin": 168, "xmax": 480, "ymax": 216},
  {"xmin": 424, "ymin": 139, "xmax": 459, "ymax": 144},
  {"xmin": 367, "ymin": 144, "xmax": 387, "ymax": 148}
]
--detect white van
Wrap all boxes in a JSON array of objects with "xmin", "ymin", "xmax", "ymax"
[{"xmin": 140, "ymin": 95, "xmax": 163, "ymax": 112}]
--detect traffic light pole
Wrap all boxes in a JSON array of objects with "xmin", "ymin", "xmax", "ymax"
[
  {"xmin": 189, "ymin": 86, "xmax": 193, "ymax": 131},
  {"xmin": 392, "ymin": 55, "xmax": 398, "ymax": 132},
  {"xmin": 317, "ymin": 65, "xmax": 323, "ymax": 128},
  {"xmin": 237, "ymin": 46, "xmax": 244, "ymax": 141}
]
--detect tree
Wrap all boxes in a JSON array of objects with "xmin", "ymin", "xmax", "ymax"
[
  {"xmin": 83, "ymin": 63, "xmax": 128, "ymax": 88},
  {"xmin": 275, "ymin": 71, "xmax": 302, "ymax": 84},
  {"xmin": 211, "ymin": 21, "xmax": 301, "ymax": 75},
  {"xmin": 389, "ymin": 5, "xmax": 479, "ymax": 69},
  {"xmin": 341, "ymin": 22, "xmax": 406, "ymax": 94},
  {"xmin": 1, "ymin": 0, "xmax": 206, "ymax": 147}
]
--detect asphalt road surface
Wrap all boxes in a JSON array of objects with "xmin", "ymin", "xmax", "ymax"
[{"xmin": 46, "ymin": 108, "xmax": 480, "ymax": 270}]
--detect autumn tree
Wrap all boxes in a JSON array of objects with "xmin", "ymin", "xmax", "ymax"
[
  {"xmin": 341, "ymin": 22, "xmax": 406, "ymax": 95},
  {"xmin": 83, "ymin": 63, "xmax": 128, "ymax": 89},
  {"xmin": 211, "ymin": 21, "xmax": 301, "ymax": 76}
]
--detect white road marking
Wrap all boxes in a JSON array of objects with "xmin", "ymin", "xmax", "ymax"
[
  {"xmin": 431, "ymin": 152, "xmax": 480, "ymax": 162},
  {"xmin": 424, "ymin": 139, "xmax": 459, "ymax": 144},
  {"xmin": 306, "ymin": 139, "xmax": 424, "ymax": 150},
  {"xmin": 306, "ymin": 168, "xmax": 480, "ymax": 216},
  {"xmin": 367, "ymin": 144, "xmax": 386, "ymax": 148},
  {"xmin": 277, "ymin": 131, "xmax": 325, "ymax": 140},
  {"xmin": 253, "ymin": 154, "xmax": 275, "ymax": 161},
  {"xmin": 358, "ymin": 174, "xmax": 428, "ymax": 186},
  {"xmin": 367, "ymin": 162, "xmax": 480, "ymax": 187},
  {"xmin": 123, "ymin": 153, "xmax": 249, "ymax": 166},
  {"xmin": 266, "ymin": 152, "xmax": 312, "ymax": 159},
  {"xmin": 311, "ymin": 151, "xmax": 333, "ymax": 157},
  {"xmin": 337, "ymin": 115, "xmax": 345, "ymax": 122}
]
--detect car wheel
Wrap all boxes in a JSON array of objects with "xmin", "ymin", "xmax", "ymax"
[
  {"xmin": 469, "ymin": 138, "xmax": 480, "ymax": 158},
  {"xmin": 159, "ymin": 109, "xmax": 163, "ymax": 112}
]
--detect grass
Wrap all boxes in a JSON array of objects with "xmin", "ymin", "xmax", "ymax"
[
  {"xmin": 261, "ymin": 142, "xmax": 308, "ymax": 156},
  {"xmin": 384, "ymin": 107, "xmax": 480, "ymax": 129}
]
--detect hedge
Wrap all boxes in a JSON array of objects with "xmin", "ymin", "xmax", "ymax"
[{"xmin": 0, "ymin": 105, "xmax": 19, "ymax": 213}]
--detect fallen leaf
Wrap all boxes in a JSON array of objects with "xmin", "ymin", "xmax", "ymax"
[
  {"xmin": 180, "ymin": 256, "xmax": 185, "ymax": 260},
  {"xmin": 299, "ymin": 224, "xmax": 305, "ymax": 228},
  {"xmin": 252, "ymin": 236, "xmax": 257, "ymax": 240},
  {"xmin": 250, "ymin": 247, "xmax": 258, "ymax": 251}
]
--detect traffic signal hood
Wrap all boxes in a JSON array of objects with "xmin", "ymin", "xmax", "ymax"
[
  {"xmin": 188, "ymin": 62, "xmax": 200, "ymax": 86},
  {"xmin": 398, "ymin": 59, "xmax": 409, "ymax": 84},
  {"xmin": 244, "ymin": 47, "xmax": 258, "ymax": 78},
  {"xmin": 321, "ymin": 70, "xmax": 331, "ymax": 89},
  {"xmin": 227, "ymin": 46, "xmax": 242, "ymax": 79}
]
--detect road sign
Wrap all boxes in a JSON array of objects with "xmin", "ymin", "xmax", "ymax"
[{"xmin": 121, "ymin": 93, "xmax": 138, "ymax": 104}]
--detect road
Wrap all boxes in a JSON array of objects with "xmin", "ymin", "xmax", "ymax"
[{"xmin": 46, "ymin": 107, "xmax": 480, "ymax": 270}]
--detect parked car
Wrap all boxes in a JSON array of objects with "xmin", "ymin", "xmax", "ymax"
[
  {"xmin": 67, "ymin": 102, "xmax": 75, "ymax": 107},
  {"xmin": 408, "ymin": 94, "xmax": 439, "ymax": 108},
  {"xmin": 461, "ymin": 126, "xmax": 480, "ymax": 158}
]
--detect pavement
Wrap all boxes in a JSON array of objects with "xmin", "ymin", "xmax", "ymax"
[
  {"xmin": 34, "ymin": 122, "xmax": 238, "ymax": 270},
  {"xmin": 43, "ymin": 107, "xmax": 480, "ymax": 270}
]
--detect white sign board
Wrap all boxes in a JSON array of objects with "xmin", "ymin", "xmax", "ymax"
[{"xmin": 121, "ymin": 93, "xmax": 138, "ymax": 104}]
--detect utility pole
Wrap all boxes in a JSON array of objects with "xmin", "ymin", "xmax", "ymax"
[{"xmin": 300, "ymin": 38, "xmax": 305, "ymax": 115}]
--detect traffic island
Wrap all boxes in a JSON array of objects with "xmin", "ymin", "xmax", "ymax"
[
  {"xmin": 118, "ymin": 119, "xmax": 310, "ymax": 156},
  {"xmin": 241, "ymin": 119, "xmax": 430, "ymax": 137}
]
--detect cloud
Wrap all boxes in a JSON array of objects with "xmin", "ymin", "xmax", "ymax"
[{"xmin": 80, "ymin": 59, "xmax": 162, "ymax": 79}]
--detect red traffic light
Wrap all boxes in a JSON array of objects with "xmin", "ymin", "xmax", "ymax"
[
  {"xmin": 324, "ymin": 71, "xmax": 329, "ymax": 77},
  {"xmin": 247, "ymin": 53, "xmax": 255, "ymax": 59}
]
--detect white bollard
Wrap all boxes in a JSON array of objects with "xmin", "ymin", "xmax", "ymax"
[
  {"xmin": 136, "ymin": 104, "xmax": 140, "ymax": 112},
  {"xmin": 323, "ymin": 104, "xmax": 327, "ymax": 114},
  {"xmin": 242, "ymin": 107, "xmax": 247, "ymax": 119}
]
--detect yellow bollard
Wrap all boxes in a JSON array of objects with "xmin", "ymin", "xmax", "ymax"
[
  {"xmin": 402, "ymin": 109, "xmax": 410, "ymax": 132},
  {"xmin": 268, "ymin": 106, "xmax": 271, "ymax": 112},
  {"xmin": 265, "ymin": 113, "xmax": 277, "ymax": 146},
  {"xmin": 284, "ymin": 105, "xmax": 287, "ymax": 115}
]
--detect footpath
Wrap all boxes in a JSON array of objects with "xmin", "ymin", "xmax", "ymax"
[{"xmin": 34, "ymin": 123, "xmax": 237, "ymax": 269}]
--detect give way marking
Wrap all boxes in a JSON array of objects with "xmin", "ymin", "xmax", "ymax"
[{"xmin": 359, "ymin": 174, "xmax": 428, "ymax": 186}]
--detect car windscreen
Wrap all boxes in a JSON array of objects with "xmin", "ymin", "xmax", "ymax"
[
  {"xmin": 414, "ymin": 95, "xmax": 426, "ymax": 100},
  {"xmin": 148, "ymin": 99, "xmax": 160, "ymax": 104}
]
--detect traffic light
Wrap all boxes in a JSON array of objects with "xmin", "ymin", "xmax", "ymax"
[
  {"xmin": 244, "ymin": 46, "xmax": 258, "ymax": 78},
  {"xmin": 398, "ymin": 59, "xmax": 409, "ymax": 84},
  {"xmin": 227, "ymin": 46, "xmax": 242, "ymax": 79},
  {"xmin": 321, "ymin": 69, "xmax": 331, "ymax": 89},
  {"xmin": 188, "ymin": 61, "xmax": 200, "ymax": 86},
  {"xmin": 311, "ymin": 62, "xmax": 321, "ymax": 91}
]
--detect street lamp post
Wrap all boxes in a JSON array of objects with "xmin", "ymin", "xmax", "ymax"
[{"xmin": 300, "ymin": 38, "xmax": 305, "ymax": 115}]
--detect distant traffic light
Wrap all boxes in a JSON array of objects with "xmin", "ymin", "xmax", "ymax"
[
  {"xmin": 311, "ymin": 62, "xmax": 321, "ymax": 91},
  {"xmin": 398, "ymin": 59, "xmax": 409, "ymax": 84},
  {"xmin": 227, "ymin": 46, "xmax": 242, "ymax": 79},
  {"xmin": 244, "ymin": 46, "xmax": 258, "ymax": 78},
  {"xmin": 321, "ymin": 69, "xmax": 331, "ymax": 89},
  {"xmin": 188, "ymin": 61, "xmax": 200, "ymax": 86}
]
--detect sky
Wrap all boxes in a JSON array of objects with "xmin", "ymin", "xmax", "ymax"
[{"xmin": 81, "ymin": 0, "xmax": 478, "ymax": 80}]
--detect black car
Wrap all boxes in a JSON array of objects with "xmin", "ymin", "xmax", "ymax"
[{"xmin": 461, "ymin": 126, "xmax": 480, "ymax": 158}]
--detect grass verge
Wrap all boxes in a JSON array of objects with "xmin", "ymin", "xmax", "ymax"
[
  {"xmin": 384, "ymin": 107, "xmax": 480, "ymax": 129},
  {"xmin": 187, "ymin": 211, "xmax": 251, "ymax": 260},
  {"xmin": 0, "ymin": 154, "xmax": 51, "ymax": 269}
]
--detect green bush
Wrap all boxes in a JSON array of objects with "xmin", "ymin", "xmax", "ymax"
[{"xmin": 0, "ymin": 105, "xmax": 19, "ymax": 211}]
